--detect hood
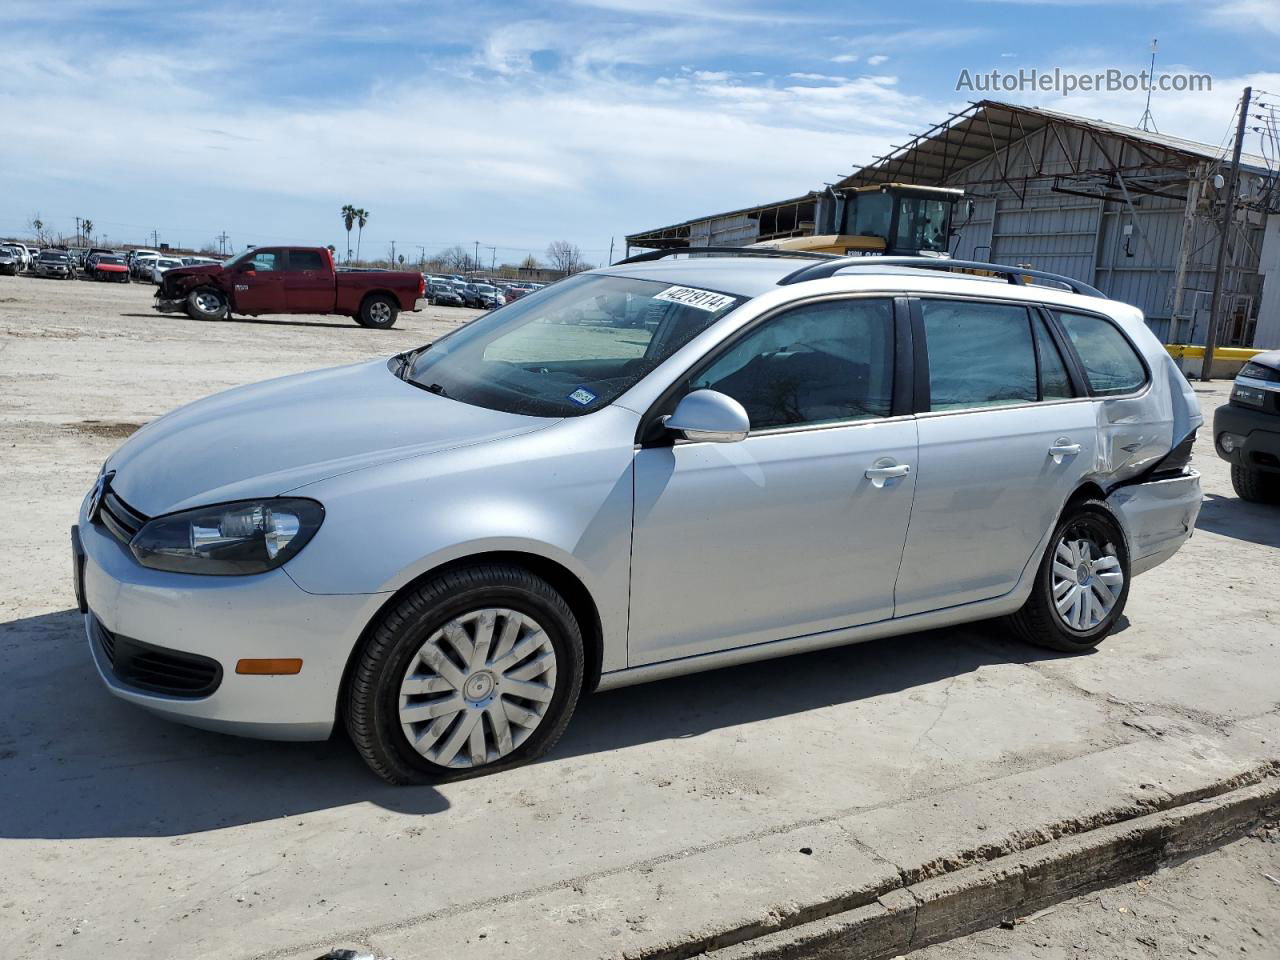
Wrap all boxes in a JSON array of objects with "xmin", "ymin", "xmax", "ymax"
[
  {"xmin": 160, "ymin": 263, "xmax": 222, "ymax": 289},
  {"xmin": 107, "ymin": 359, "xmax": 554, "ymax": 516}
]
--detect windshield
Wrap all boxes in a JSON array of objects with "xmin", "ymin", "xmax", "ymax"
[
  {"xmin": 405, "ymin": 273, "xmax": 744, "ymax": 417},
  {"xmin": 40, "ymin": 251, "xmax": 68, "ymax": 261}
]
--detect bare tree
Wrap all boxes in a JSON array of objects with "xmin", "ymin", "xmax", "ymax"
[
  {"xmin": 545, "ymin": 240, "xmax": 588, "ymax": 275},
  {"xmin": 519, "ymin": 253, "xmax": 540, "ymax": 271},
  {"xmin": 437, "ymin": 244, "xmax": 473, "ymax": 272}
]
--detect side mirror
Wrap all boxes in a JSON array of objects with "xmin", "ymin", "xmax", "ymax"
[{"xmin": 664, "ymin": 389, "xmax": 750, "ymax": 443}]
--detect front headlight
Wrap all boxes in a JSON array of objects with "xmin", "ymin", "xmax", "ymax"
[{"xmin": 130, "ymin": 498, "xmax": 324, "ymax": 575}]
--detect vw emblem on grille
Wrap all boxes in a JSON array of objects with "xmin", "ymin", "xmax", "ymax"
[{"xmin": 87, "ymin": 471, "xmax": 113, "ymax": 522}]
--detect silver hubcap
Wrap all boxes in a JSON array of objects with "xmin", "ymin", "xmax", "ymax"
[
  {"xmin": 369, "ymin": 301, "xmax": 391, "ymax": 323},
  {"xmin": 194, "ymin": 292, "xmax": 221, "ymax": 313},
  {"xmin": 398, "ymin": 608, "xmax": 557, "ymax": 769},
  {"xmin": 1051, "ymin": 536, "xmax": 1124, "ymax": 632}
]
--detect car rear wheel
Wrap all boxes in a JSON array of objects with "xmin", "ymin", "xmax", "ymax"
[
  {"xmin": 358, "ymin": 294, "xmax": 399, "ymax": 329},
  {"xmin": 346, "ymin": 564, "xmax": 584, "ymax": 784},
  {"xmin": 1007, "ymin": 499, "xmax": 1130, "ymax": 653},
  {"xmin": 186, "ymin": 287, "xmax": 228, "ymax": 321},
  {"xmin": 1231, "ymin": 464, "xmax": 1280, "ymax": 504}
]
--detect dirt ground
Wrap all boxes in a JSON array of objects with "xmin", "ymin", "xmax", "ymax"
[
  {"xmin": 0, "ymin": 273, "xmax": 1277, "ymax": 960},
  {"xmin": 913, "ymin": 824, "xmax": 1280, "ymax": 959}
]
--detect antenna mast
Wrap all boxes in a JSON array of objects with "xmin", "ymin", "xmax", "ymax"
[{"xmin": 1138, "ymin": 39, "xmax": 1159, "ymax": 132}]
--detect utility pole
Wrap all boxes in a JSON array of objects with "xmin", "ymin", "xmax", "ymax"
[
  {"xmin": 216, "ymin": 231, "xmax": 230, "ymax": 256},
  {"xmin": 608, "ymin": 236, "xmax": 615, "ymax": 265},
  {"xmin": 473, "ymin": 240, "xmax": 480, "ymax": 274},
  {"xmin": 74, "ymin": 217, "xmax": 81, "ymax": 246},
  {"xmin": 151, "ymin": 229, "xmax": 160, "ymax": 248},
  {"xmin": 487, "ymin": 246, "xmax": 497, "ymax": 271},
  {"xmin": 1201, "ymin": 86, "xmax": 1252, "ymax": 381},
  {"xmin": 390, "ymin": 240, "xmax": 396, "ymax": 269},
  {"xmin": 418, "ymin": 246, "xmax": 425, "ymax": 269}
]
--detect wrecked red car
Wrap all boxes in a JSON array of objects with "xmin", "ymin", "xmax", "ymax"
[{"xmin": 154, "ymin": 246, "xmax": 426, "ymax": 329}]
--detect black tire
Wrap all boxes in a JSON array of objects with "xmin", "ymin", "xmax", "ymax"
[
  {"xmin": 1007, "ymin": 499, "xmax": 1130, "ymax": 653},
  {"xmin": 359, "ymin": 293, "xmax": 399, "ymax": 330},
  {"xmin": 185, "ymin": 286, "xmax": 228, "ymax": 321},
  {"xmin": 346, "ymin": 564, "xmax": 584, "ymax": 785},
  {"xmin": 1231, "ymin": 464, "xmax": 1280, "ymax": 504}
]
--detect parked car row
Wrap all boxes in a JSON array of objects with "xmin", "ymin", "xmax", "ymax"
[
  {"xmin": 0, "ymin": 242, "xmax": 227, "ymax": 283},
  {"xmin": 422, "ymin": 274, "xmax": 546, "ymax": 309}
]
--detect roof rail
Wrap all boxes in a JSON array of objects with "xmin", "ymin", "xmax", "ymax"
[
  {"xmin": 617, "ymin": 246, "xmax": 836, "ymax": 265},
  {"xmin": 777, "ymin": 256, "xmax": 1106, "ymax": 298}
]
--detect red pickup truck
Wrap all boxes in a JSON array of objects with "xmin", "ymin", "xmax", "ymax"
[{"xmin": 154, "ymin": 246, "xmax": 426, "ymax": 329}]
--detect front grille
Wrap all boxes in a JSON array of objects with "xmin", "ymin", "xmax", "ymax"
[
  {"xmin": 98, "ymin": 488, "xmax": 148, "ymax": 545},
  {"xmin": 92, "ymin": 617, "xmax": 222, "ymax": 698}
]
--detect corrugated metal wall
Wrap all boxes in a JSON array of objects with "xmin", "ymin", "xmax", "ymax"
[{"xmin": 944, "ymin": 123, "xmax": 1266, "ymax": 343}]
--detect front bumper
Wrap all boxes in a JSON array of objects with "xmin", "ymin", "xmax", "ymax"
[
  {"xmin": 1105, "ymin": 469, "xmax": 1202, "ymax": 576},
  {"xmin": 1214, "ymin": 402, "xmax": 1280, "ymax": 473},
  {"xmin": 74, "ymin": 505, "xmax": 387, "ymax": 741},
  {"xmin": 154, "ymin": 296, "xmax": 185, "ymax": 313}
]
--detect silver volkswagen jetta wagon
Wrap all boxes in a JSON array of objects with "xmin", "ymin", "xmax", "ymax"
[{"xmin": 72, "ymin": 253, "xmax": 1203, "ymax": 783}]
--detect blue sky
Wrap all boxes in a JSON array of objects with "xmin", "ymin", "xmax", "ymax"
[{"xmin": 2, "ymin": 0, "xmax": 1277, "ymax": 264}]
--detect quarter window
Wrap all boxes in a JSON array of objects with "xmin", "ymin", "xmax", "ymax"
[
  {"xmin": 1055, "ymin": 312, "xmax": 1147, "ymax": 395},
  {"xmin": 689, "ymin": 298, "xmax": 895, "ymax": 429},
  {"xmin": 921, "ymin": 300, "xmax": 1038, "ymax": 410}
]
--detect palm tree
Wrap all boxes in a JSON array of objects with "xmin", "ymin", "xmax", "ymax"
[
  {"xmin": 82, "ymin": 219, "xmax": 94, "ymax": 244},
  {"xmin": 341, "ymin": 205, "xmax": 356, "ymax": 262},
  {"xmin": 355, "ymin": 208, "xmax": 369, "ymax": 264}
]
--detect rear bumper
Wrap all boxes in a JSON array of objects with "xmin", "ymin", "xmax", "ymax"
[
  {"xmin": 413, "ymin": 297, "xmax": 428, "ymax": 311},
  {"xmin": 1106, "ymin": 470, "xmax": 1202, "ymax": 576},
  {"xmin": 1214, "ymin": 402, "xmax": 1280, "ymax": 473}
]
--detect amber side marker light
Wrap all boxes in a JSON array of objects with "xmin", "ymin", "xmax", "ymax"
[{"xmin": 235, "ymin": 658, "xmax": 303, "ymax": 675}]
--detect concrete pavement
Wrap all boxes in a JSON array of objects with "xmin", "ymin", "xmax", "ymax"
[{"xmin": 0, "ymin": 277, "xmax": 1276, "ymax": 959}]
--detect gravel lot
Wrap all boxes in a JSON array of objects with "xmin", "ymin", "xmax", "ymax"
[{"xmin": 0, "ymin": 273, "xmax": 1277, "ymax": 960}]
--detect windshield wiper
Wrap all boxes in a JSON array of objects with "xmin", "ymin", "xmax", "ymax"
[
  {"xmin": 392, "ymin": 344, "xmax": 431, "ymax": 380},
  {"xmin": 423, "ymin": 382, "xmax": 449, "ymax": 397}
]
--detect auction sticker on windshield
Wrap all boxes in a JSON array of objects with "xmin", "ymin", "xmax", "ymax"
[{"xmin": 653, "ymin": 286, "xmax": 737, "ymax": 313}]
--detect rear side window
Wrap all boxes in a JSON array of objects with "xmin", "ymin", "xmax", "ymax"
[
  {"xmin": 1054, "ymin": 312, "xmax": 1147, "ymax": 396},
  {"xmin": 288, "ymin": 250, "xmax": 324, "ymax": 271},
  {"xmin": 921, "ymin": 300, "xmax": 1037, "ymax": 410}
]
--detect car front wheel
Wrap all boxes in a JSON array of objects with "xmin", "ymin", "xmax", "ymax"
[
  {"xmin": 1007, "ymin": 499, "xmax": 1130, "ymax": 652},
  {"xmin": 346, "ymin": 564, "xmax": 584, "ymax": 784},
  {"xmin": 185, "ymin": 287, "xmax": 228, "ymax": 320}
]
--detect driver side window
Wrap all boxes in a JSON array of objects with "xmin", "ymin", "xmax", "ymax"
[
  {"xmin": 249, "ymin": 251, "xmax": 278, "ymax": 272},
  {"xmin": 689, "ymin": 298, "xmax": 895, "ymax": 430}
]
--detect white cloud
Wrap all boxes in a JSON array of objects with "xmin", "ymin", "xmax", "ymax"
[{"xmin": 867, "ymin": 55, "xmax": 889, "ymax": 66}]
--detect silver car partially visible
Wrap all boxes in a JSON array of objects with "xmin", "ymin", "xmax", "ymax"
[{"xmin": 74, "ymin": 254, "xmax": 1202, "ymax": 783}]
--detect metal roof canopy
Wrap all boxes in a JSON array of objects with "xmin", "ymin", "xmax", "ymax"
[
  {"xmin": 839, "ymin": 99, "xmax": 1272, "ymax": 206},
  {"xmin": 626, "ymin": 192, "xmax": 820, "ymax": 249}
]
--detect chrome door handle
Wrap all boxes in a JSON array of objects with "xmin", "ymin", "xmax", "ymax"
[
  {"xmin": 1048, "ymin": 440, "xmax": 1082, "ymax": 464},
  {"xmin": 865, "ymin": 462, "xmax": 911, "ymax": 488}
]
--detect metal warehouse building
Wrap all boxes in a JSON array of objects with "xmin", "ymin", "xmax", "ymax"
[{"xmin": 626, "ymin": 100, "xmax": 1280, "ymax": 349}]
